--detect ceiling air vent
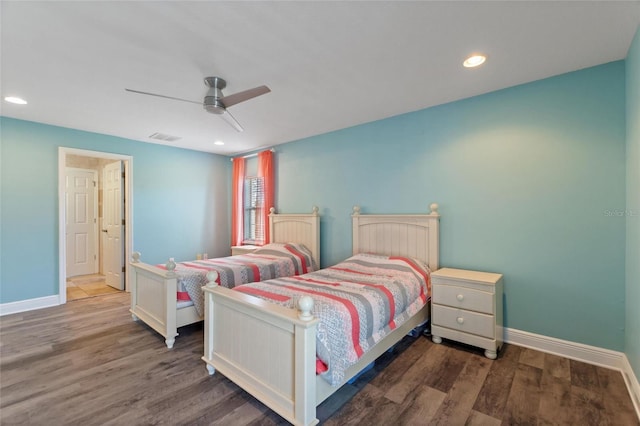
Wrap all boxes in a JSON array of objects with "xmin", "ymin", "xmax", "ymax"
[{"xmin": 148, "ymin": 132, "xmax": 181, "ymax": 142}]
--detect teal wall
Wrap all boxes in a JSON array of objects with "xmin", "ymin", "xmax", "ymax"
[
  {"xmin": 626, "ymin": 26, "xmax": 640, "ymax": 380},
  {"xmin": 275, "ymin": 62, "xmax": 627, "ymax": 351},
  {"xmin": 0, "ymin": 118, "xmax": 231, "ymax": 304},
  {"xmin": 0, "ymin": 61, "xmax": 631, "ymax": 354}
]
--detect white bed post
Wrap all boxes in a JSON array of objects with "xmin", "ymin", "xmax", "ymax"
[
  {"xmin": 203, "ymin": 274, "xmax": 218, "ymax": 375},
  {"xmin": 309, "ymin": 206, "xmax": 320, "ymax": 267},
  {"xmin": 351, "ymin": 206, "xmax": 361, "ymax": 255},
  {"xmin": 164, "ymin": 258, "xmax": 178, "ymax": 349},
  {"xmin": 294, "ymin": 296, "xmax": 318, "ymax": 426},
  {"xmin": 130, "ymin": 252, "xmax": 141, "ymax": 321},
  {"xmin": 428, "ymin": 203, "xmax": 440, "ymax": 271}
]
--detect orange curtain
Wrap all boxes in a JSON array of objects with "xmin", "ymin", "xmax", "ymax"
[
  {"xmin": 231, "ymin": 157, "xmax": 245, "ymax": 246},
  {"xmin": 257, "ymin": 150, "xmax": 274, "ymax": 244}
]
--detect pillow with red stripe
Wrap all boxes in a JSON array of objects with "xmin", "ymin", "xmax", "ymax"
[{"xmin": 253, "ymin": 243, "xmax": 318, "ymax": 273}]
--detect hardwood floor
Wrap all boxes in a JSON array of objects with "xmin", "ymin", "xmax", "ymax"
[{"xmin": 1, "ymin": 292, "xmax": 637, "ymax": 425}]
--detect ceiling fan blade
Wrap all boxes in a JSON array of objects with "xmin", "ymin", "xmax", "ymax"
[
  {"xmin": 221, "ymin": 85, "xmax": 271, "ymax": 108},
  {"xmin": 125, "ymin": 88, "xmax": 202, "ymax": 105},
  {"xmin": 220, "ymin": 109, "xmax": 244, "ymax": 132}
]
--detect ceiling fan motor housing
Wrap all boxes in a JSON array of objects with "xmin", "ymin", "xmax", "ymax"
[{"xmin": 204, "ymin": 77, "xmax": 226, "ymax": 114}]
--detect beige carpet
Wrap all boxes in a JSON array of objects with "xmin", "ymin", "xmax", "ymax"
[{"xmin": 66, "ymin": 274, "xmax": 121, "ymax": 301}]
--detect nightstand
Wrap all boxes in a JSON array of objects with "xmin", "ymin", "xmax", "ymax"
[
  {"xmin": 431, "ymin": 268, "xmax": 503, "ymax": 359},
  {"xmin": 231, "ymin": 245, "xmax": 259, "ymax": 256}
]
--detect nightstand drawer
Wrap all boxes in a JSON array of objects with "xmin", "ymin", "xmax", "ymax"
[
  {"xmin": 432, "ymin": 304, "xmax": 495, "ymax": 338},
  {"xmin": 432, "ymin": 284, "xmax": 493, "ymax": 314}
]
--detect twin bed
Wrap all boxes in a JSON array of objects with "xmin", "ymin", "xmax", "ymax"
[
  {"xmin": 129, "ymin": 203, "xmax": 440, "ymax": 425},
  {"xmin": 129, "ymin": 207, "xmax": 321, "ymax": 349},
  {"xmin": 201, "ymin": 204, "xmax": 440, "ymax": 425}
]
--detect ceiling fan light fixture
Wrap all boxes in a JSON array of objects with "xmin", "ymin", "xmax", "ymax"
[
  {"xmin": 204, "ymin": 97, "xmax": 225, "ymax": 114},
  {"xmin": 463, "ymin": 54, "xmax": 487, "ymax": 68},
  {"xmin": 4, "ymin": 96, "xmax": 27, "ymax": 104}
]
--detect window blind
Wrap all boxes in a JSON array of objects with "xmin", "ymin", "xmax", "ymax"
[{"xmin": 243, "ymin": 176, "xmax": 265, "ymax": 244}]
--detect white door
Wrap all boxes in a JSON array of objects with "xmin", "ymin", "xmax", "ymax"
[
  {"xmin": 103, "ymin": 161, "xmax": 124, "ymax": 290},
  {"xmin": 65, "ymin": 168, "xmax": 98, "ymax": 277}
]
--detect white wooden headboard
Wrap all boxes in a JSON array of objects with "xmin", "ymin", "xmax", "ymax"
[
  {"xmin": 269, "ymin": 206, "xmax": 321, "ymax": 267},
  {"xmin": 352, "ymin": 203, "xmax": 440, "ymax": 271}
]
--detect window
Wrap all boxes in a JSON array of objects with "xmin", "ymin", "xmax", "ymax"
[
  {"xmin": 231, "ymin": 150, "xmax": 273, "ymax": 247},
  {"xmin": 243, "ymin": 176, "xmax": 265, "ymax": 244}
]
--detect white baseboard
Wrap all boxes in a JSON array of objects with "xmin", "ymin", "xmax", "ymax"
[
  {"xmin": 0, "ymin": 295, "xmax": 60, "ymax": 316},
  {"xmin": 505, "ymin": 327, "xmax": 640, "ymax": 419},
  {"xmin": 505, "ymin": 327, "xmax": 625, "ymax": 369},
  {"xmin": 621, "ymin": 355, "xmax": 640, "ymax": 420}
]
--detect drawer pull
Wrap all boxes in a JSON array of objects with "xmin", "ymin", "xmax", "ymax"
[
  {"xmin": 456, "ymin": 294, "xmax": 464, "ymax": 301},
  {"xmin": 457, "ymin": 317, "xmax": 464, "ymax": 324}
]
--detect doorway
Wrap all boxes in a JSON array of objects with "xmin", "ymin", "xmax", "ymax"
[{"xmin": 58, "ymin": 148, "xmax": 133, "ymax": 304}]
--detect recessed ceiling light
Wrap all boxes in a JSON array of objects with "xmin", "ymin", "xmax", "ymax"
[
  {"xmin": 214, "ymin": 141, "xmax": 224, "ymax": 146},
  {"xmin": 463, "ymin": 54, "xmax": 487, "ymax": 68},
  {"xmin": 4, "ymin": 96, "xmax": 27, "ymax": 105}
]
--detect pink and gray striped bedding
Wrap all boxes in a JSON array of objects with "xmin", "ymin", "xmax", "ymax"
[
  {"xmin": 157, "ymin": 243, "xmax": 316, "ymax": 316},
  {"xmin": 233, "ymin": 252, "xmax": 431, "ymax": 386}
]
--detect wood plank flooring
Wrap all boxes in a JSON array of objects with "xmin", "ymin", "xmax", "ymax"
[{"xmin": 1, "ymin": 292, "xmax": 637, "ymax": 425}]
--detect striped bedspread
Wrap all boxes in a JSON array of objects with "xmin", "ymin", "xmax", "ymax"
[
  {"xmin": 157, "ymin": 243, "xmax": 316, "ymax": 316},
  {"xmin": 234, "ymin": 252, "xmax": 431, "ymax": 385}
]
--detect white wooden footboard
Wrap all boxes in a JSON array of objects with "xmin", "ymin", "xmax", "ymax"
[
  {"xmin": 129, "ymin": 252, "xmax": 180, "ymax": 348},
  {"xmin": 201, "ymin": 284, "xmax": 430, "ymax": 425},
  {"xmin": 202, "ymin": 284, "xmax": 319, "ymax": 426},
  {"xmin": 130, "ymin": 252, "xmax": 213, "ymax": 349}
]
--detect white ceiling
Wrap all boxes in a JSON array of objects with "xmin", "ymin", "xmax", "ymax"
[{"xmin": 1, "ymin": 1, "xmax": 639, "ymax": 156}]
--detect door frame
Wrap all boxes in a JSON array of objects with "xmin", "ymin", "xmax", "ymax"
[{"xmin": 58, "ymin": 147, "xmax": 134, "ymax": 304}]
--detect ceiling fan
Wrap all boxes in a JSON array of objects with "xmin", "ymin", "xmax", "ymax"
[{"xmin": 125, "ymin": 77, "xmax": 270, "ymax": 132}]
